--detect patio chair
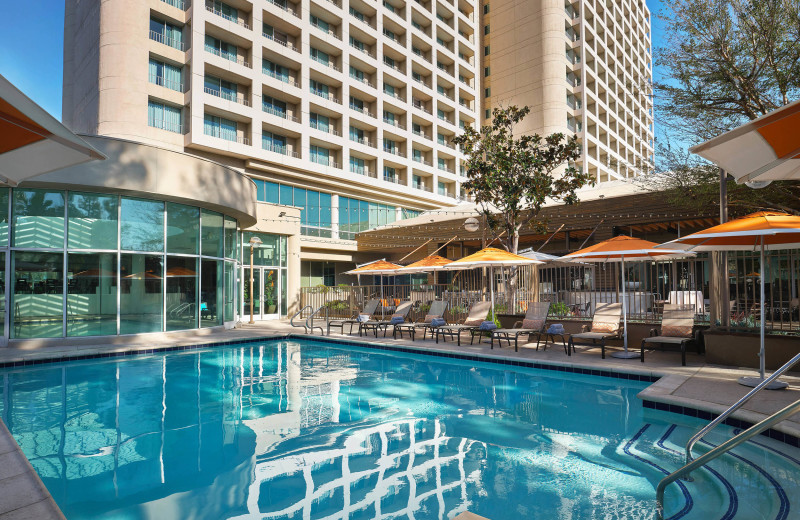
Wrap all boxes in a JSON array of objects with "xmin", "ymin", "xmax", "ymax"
[
  {"xmin": 393, "ymin": 300, "xmax": 449, "ymax": 340},
  {"xmin": 435, "ymin": 301, "xmax": 492, "ymax": 346},
  {"xmin": 327, "ymin": 299, "xmax": 379, "ymax": 336},
  {"xmin": 360, "ymin": 301, "xmax": 413, "ymax": 337},
  {"xmin": 490, "ymin": 302, "xmax": 551, "ymax": 352},
  {"xmin": 566, "ymin": 302, "xmax": 623, "ymax": 358},
  {"xmin": 641, "ymin": 304, "xmax": 697, "ymax": 366}
]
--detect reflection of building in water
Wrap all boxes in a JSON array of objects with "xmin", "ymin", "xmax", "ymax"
[{"xmin": 233, "ymin": 418, "xmax": 487, "ymax": 520}]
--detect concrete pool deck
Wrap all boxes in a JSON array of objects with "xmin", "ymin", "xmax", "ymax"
[{"xmin": 0, "ymin": 320, "xmax": 798, "ymax": 518}]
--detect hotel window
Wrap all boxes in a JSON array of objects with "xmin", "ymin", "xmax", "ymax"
[
  {"xmin": 256, "ymin": 181, "xmax": 332, "ymax": 237},
  {"xmin": 437, "ymin": 132, "xmax": 446, "ymax": 145},
  {"xmin": 484, "ymin": 66, "xmax": 490, "ymax": 77},
  {"xmin": 437, "ymin": 85, "xmax": 446, "ymax": 95},
  {"xmin": 204, "ymin": 35, "xmax": 238, "ymax": 62},
  {"xmin": 263, "ymin": 59, "xmax": 290, "ymax": 83},
  {"xmin": 349, "ymin": 66, "xmax": 366, "ymax": 82},
  {"xmin": 149, "ymin": 18, "xmax": 184, "ymax": 50},
  {"xmin": 310, "ymin": 112, "xmax": 330, "ymax": 132},
  {"xmin": 208, "ymin": 0, "xmax": 238, "ymax": 21},
  {"xmin": 263, "ymin": 24, "xmax": 289, "ymax": 46},
  {"xmin": 310, "ymin": 47, "xmax": 330, "ymax": 66},
  {"xmin": 350, "ymin": 156, "xmax": 366, "ymax": 174},
  {"xmin": 384, "ymin": 111, "xmax": 396, "ymax": 125},
  {"xmin": 437, "ymin": 109, "xmax": 446, "ymax": 121},
  {"xmin": 350, "ymin": 96, "xmax": 365, "ymax": 112},
  {"xmin": 310, "ymin": 14, "xmax": 330, "ymax": 32},
  {"xmin": 203, "ymin": 114, "xmax": 238, "ymax": 142},
  {"xmin": 412, "ymin": 174, "xmax": 423, "ymax": 188},
  {"xmin": 262, "ymin": 95, "xmax": 287, "ymax": 118},
  {"xmin": 349, "ymin": 36, "xmax": 366, "ymax": 52},
  {"xmin": 310, "ymin": 79, "xmax": 331, "ymax": 98},
  {"xmin": 349, "ymin": 126, "xmax": 365, "ymax": 143},
  {"xmin": 484, "ymin": 24, "xmax": 490, "ymax": 34},
  {"xmin": 148, "ymin": 100, "xmax": 182, "ymax": 133},
  {"xmin": 438, "ymin": 181, "xmax": 446, "ymax": 195},
  {"xmin": 437, "ymin": 157, "xmax": 446, "ymax": 170},
  {"xmin": 262, "ymin": 132, "xmax": 287, "ymax": 154},
  {"xmin": 349, "ymin": 6, "xmax": 366, "ymax": 21},
  {"xmin": 485, "ymin": 109, "xmax": 490, "ymax": 119},
  {"xmin": 483, "ymin": 4, "xmax": 489, "ymax": 14},
  {"xmin": 204, "ymin": 75, "xmax": 238, "ymax": 102},
  {"xmin": 384, "ymin": 138, "xmax": 397, "ymax": 154},
  {"xmin": 149, "ymin": 59, "xmax": 183, "ymax": 92},
  {"xmin": 383, "ymin": 166, "xmax": 397, "ymax": 182},
  {"xmin": 384, "ymin": 56, "xmax": 396, "ymax": 68},
  {"xmin": 310, "ymin": 145, "xmax": 331, "ymax": 166},
  {"xmin": 485, "ymin": 87, "xmax": 490, "ymax": 98},
  {"xmin": 384, "ymin": 84, "xmax": 396, "ymax": 97},
  {"xmin": 384, "ymin": 28, "xmax": 396, "ymax": 40}
]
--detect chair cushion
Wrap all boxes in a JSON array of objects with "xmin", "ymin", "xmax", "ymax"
[
  {"xmin": 479, "ymin": 321, "xmax": 497, "ymax": 331},
  {"xmin": 463, "ymin": 318, "xmax": 484, "ymax": 326},
  {"xmin": 547, "ymin": 324, "xmax": 565, "ymax": 334},
  {"xmin": 522, "ymin": 318, "xmax": 545, "ymax": 331},
  {"xmin": 662, "ymin": 325, "xmax": 692, "ymax": 337},
  {"xmin": 592, "ymin": 321, "xmax": 618, "ymax": 333},
  {"xmin": 390, "ymin": 316, "xmax": 405, "ymax": 324},
  {"xmin": 430, "ymin": 317, "xmax": 446, "ymax": 327},
  {"xmin": 424, "ymin": 314, "xmax": 442, "ymax": 323}
]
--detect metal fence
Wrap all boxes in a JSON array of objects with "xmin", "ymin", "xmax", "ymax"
[{"xmin": 300, "ymin": 251, "xmax": 800, "ymax": 331}]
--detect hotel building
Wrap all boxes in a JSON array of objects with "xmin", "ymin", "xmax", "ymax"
[{"xmin": 480, "ymin": 0, "xmax": 654, "ymax": 181}]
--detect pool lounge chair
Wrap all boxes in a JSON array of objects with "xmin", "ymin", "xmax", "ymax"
[
  {"xmin": 360, "ymin": 301, "xmax": 413, "ymax": 337},
  {"xmin": 435, "ymin": 301, "xmax": 492, "ymax": 346},
  {"xmin": 566, "ymin": 302, "xmax": 623, "ymax": 358},
  {"xmin": 393, "ymin": 300, "xmax": 449, "ymax": 340},
  {"xmin": 327, "ymin": 299, "xmax": 379, "ymax": 336},
  {"xmin": 641, "ymin": 304, "xmax": 697, "ymax": 366},
  {"xmin": 490, "ymin": 302, "xmax": 551, "ymax": 352}
]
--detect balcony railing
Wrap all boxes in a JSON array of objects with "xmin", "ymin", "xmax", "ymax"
[
  {"xmin": 437, "ymin": 64, "xmax": 452, "ymax": 76},
  {"xmin": 383, "ymin": 174, "xmax": 402, "ymax": 184},
  {"xmin": 383, "ymin": 117, "xmax": 406, "ymax": 130},
  {"xmin": 309, "ymin": 120, "xmax": 341, "ymax": 136},
  {"xmin": 311, "ymin": 54, "xmax": 341, "ymax": 72},
  {"xmin": 311, "ymin": 22, "xmax": 341, "ymax": 40},
  {"xmin": 350, "ymin": 104, "xmax": 376, "ymax": 118},
  {"xmin": 263, "ymin": 32, "xmax": 299, "ymax": 52},
  {"xmin": 311, "ymin": 156, "xmax": 341, "ymax": 168},
  {"xmin": 322, "ymin": 0, "xmax": 341, "ymax": 8},
  {"xmin": 383, "ymin": 59, "xmax": 404, "ymax": 72},
  {"xmin": 383, "ymin": 30, "xmax": 405, "ymax": 45},
  {"xmin": 438, "ymin": 114, "xmax": 454, "ymax": 125},
  {"xmin": 262, "ymin": 142, "xmax": 299, "ymax": 157},
  {"xmin": 149, "ymin": 74, "xmax": 184, "ymax": 92},
  {"xmin": 412, "ymin": 129, "xmax": 431, "ymax": 140},
  {"xmin": 384, "ymin": 147, "xmax": 406, "ymax": 158},
  {"xmin": 206, "ymin": 4, "xmax": 251, "ymax": 29},
  {"xmin": 350, "ymin": 9, "xmax": 377, "ymax": 29},
  {"xmin": 412, "ymin": 100, "xmax": 432, "ymax": 114},
  {"xmin": 205, "ymin": 46, "xmax": 251, "ymax": 67},
  {"xmin": 265, "ymin": 0, "xmax": 299, "ymax": 17},
  {"xmin": 204, "ymin": 86, "xmax": 251, "ymax": 106},
  {"xmin": 412, "ymin": 156, "xmax": 432, "ymax": 166},
  {"xmin": 149, "ymin": 30, "xmax": 185, "ymax": 51},
  {"xmin": 263, "ymin": 105, "xmax": 298, "ymax": 122},
  {"xmin": 438, "ymin": 165, "xmax": 454, "ymax": 173},
  {"xmin": 350, "ymin": 43, "xmax": 376, "ymax": 59},
  {"xmin": 351, "ymin": 165, "xmax": 377, "ymax": 178},
  {"xmin": 206, "ymin": 130, "xmax": 250, "ymax": 145},
  {"xmin": 263, "ymin": 68, "xmax": 300, "ymax": 87},
  {"xmin": 149, "ymin": 119, "xmax": 184, "ymax": 134},
  {"xmin": 384, "ymin": 90, "xmax": 405, "ymax": 102},
  {"xmin": 161, "ymin": 0, "xmax": 187, "ymax": 10},
  {"xmin": 350, "ymin": 74, "xmax": 375, "ymax": 88},
  {"xmin": 350, "ymin": 136, "xmax": 375, "ymax": 147},
  {"xmin": 413, "ymin": 182, "xmax": 432, "ymax": 192},
  {"xmin": 311, "ymin": 89, "xmax": 341, "ymax": 104},
  {"xmin": 412, "ymin": 76, "xmax": 431, "ymax": 88}
]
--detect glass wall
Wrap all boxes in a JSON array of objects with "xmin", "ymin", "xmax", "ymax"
[{"xmin": 0, "ymin": 188, "xmax": 243, "ymax": 339}]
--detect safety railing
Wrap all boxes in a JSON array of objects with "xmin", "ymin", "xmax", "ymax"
[
  {"xmin": 306, "ymin": 305, "xmax": 327, "ymax": 335},
  {"xmin": 290, "ymin": 305, "xmax": 313, "ymax": 333}
]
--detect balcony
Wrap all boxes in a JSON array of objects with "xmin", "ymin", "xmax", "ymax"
[
  {"xmin": 206, "ymin": 131, "xmax": 250, "ymax": 145},
  {"xmin": 309, "ymin": 120, "xmax": 341, "ymax": 136},
  {"xmin": 311, "ymin": 21, "xmax": 341, "ymax": 40},
  {"xmin": 383, "ymin": 146, "xmax": 406, "ymax": 158},
  {"xmin": 149, "ymin": 30, "xmax": 185, "ymax": 51},
  {"xmin": 383, "ymin": 117, "xmax": 406, "ymax": 130},
  {"xmin": 350, "ymin": 103, "xmax": 376, "ymax": 118},
  {"xmin": 311, "ymin": 155, "xmax": 341, "ymax": 168},
  {"xmin": 412, "ymin": 76, "xmax": 431, "ymax": 89},
  {"xmin": 413, "ymin": 182, "xmax": 432, "ymax": 192},
  {"xmin": 263, "ymin": 32, "xmax": 299, "ymax": 52},
  {"xmin": 263, "ymin": 68, "xmax": 300, "ymax": 87},
  {"xmin": 412, "ymin": 128, "xmax": 431, "ymax": 140},
  {"xmin": 350, "ymin": 43, "xmax": 376, "ymax": 59},
  {"xmin": 205, "ymin": 46, "xmax": 251, "ymax": 68},
  {"xmin": 438, "ymin": 164, "xmax": 454, "ymax": 173},
  {"xmin": 383, "ymin": 173, "xmax": 402, "ymax": 184},
  {"xmin": 150, "ymin": 119, "xmax": 184, "ymax": 134},
  {"xmin": 350, "ymin": 136, "xmax": 376, "ymax": 148},
  {"xmin": 206, "ymin": 4, "xmax": 251, "ymax": 29},
  {"xmin": 160, "ymin": 0, "xmax": 186, "ymax": 10},
  {"xmin": 265, "ymin": 0, "xmax": 300, "ymax": 17},
  {"xmin": 262, "ymin": 142, "xmax": 300, "ymax": 157},
  {"xmin": 412, "ymin": 156, "xmax": 432, "ymax": 166},
  {"xmin": 383, "ymin": 58, "xmax": 404, "ymax": 73},
  {"xmin": 322, "ymin": 0, "xmax": 341, "ymax": 7},
  {"xmin": 384, "ymin": 90, "xmax": 405, "ymax": 102},
  {"xmin": 204, "ymin": 86, "xmax": 251, "ymax": 106},
  {"xmin": 351, "ymin": 165, "xmax": 378, "ymax": 178},
  {"xmin": 263, "ymin": 105, "xmax": 299, "ymax": 122},
  {"xmin": 383, "ymin": 30, "xmax": 405, "ymax": 45},
  {"xmin": 350, "ymin": 73, "xmax": 375, "ymax": 88},
  {"xmin": 311, "ymin": 89, "xmax": 341, "ymax": 104},
  {"xmin": 349, "ymin": 8, "xmax": 377, "ymax": 29},
  {"xmin": 311, "ymin": 54, "xmax": 341, "ymax": 72},
  {"xmin": 411, "ymin": 99, "xmax": 431, "ymax": 114},
  {"xmin": 149, "ymin": 74, "xmax": 184, "ymax": 92}
]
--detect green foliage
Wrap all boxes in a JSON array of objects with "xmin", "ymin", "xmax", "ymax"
[
  {"xmin": 452, "ymin": 106, "xmax": 591, "ymax": 253},
  {"xmin": 325, "ymin": 300, "xmax": 348, "ymax": 311},
  {"xmin": 419, "ymin": 303, "xmax": 431, "ymax": 313},
  {"xmin": 549, "ymin": 302, "xmax": 572, "ymax": 317}
]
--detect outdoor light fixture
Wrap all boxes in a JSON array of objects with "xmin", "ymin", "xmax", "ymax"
[
  {"xmin": 278, "ymin": 211, "xmax": 287, "ymax": 217},
  {"xmin": 744, "ymin": 180, "xmax": 773, "ymax": 189},
  {"xmin": 248, "ymin": 236, "xmax": 263, "ymax": 324},
  {"xmin": 463, "ymin": 217, "xmax": 480, "ymax": 232}
]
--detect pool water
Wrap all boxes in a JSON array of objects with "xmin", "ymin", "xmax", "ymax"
[{"xmin": 1, "ymin": 339, "xmax": 799, "ymax": 520}]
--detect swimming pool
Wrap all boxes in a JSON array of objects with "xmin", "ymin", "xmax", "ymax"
[{"xmin": 1, "ymin": 338, "xmax": 799, "ymax": 519}]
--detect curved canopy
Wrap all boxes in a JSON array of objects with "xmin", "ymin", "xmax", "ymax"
[
  {"xmin": 443, "ymin": 247, "xmax": 543, "ymax": 270},
  {"xmin": 0, "ymin": 73, "xmax": 104, "ymax": 186},
  {"xmin": 656, "ymin": 211, "xmax": 800, "ymax": 252},
  {"xmin": 690, "ymin": 99, "xmax": 800, "ymax": 184},
  {"xmin": 345, "ymin": 259, "xmax": 403, "ymax": 275},
  {"xmin": 394, "ymin": 254, "xmax": 452, "ymax": 273},
  {"xmin": 561, "ymin": 236, "xmax": 693, "ymax": 263}
]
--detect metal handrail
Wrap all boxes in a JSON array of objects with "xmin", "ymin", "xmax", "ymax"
[
  {"xmin": 656, "ymin": 396, "xmax": 800, "ymax": 519},
  {"xmin": 306, "ymin": 305, "xmax": 328, "ymax": 335},
  {"xmin": 290, "ymin": 305, "xmax": 312, "ymax": 333},
  {"xmin": 684, "ymin": 351, "xmax": 800, "ymax": 465}
]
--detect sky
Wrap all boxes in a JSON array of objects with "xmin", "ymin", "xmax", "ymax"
[{"xmin": 0, "ymin": 0, "xmax": 667, "ymax": 122}]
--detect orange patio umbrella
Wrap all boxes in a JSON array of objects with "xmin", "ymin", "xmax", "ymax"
[
  {"xmin": 657, "ymin": 211, "xmax": 800, "ymax": 388},
  {"xmin": 443, "ymin": 247, "xmax": 543, "ymax": 318},
  {"xmin": 393, "ymin": 254, "xmax": 452, "ymax": 274},
  {"xmin": 345, "ymin": 259, "xmax": 404, "ymax": 318},
  {"xmin": 561, "ymin": 236, "xmax": 693, "ymax": 358}
]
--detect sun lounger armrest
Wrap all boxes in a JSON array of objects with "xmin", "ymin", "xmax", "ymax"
[{"xmin": 581, "ymin": 324, "xmax": 590, "ymax": 333}]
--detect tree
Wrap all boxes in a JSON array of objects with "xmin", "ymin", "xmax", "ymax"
[
  {"xmin": 646, "ymin": 0, "xmax": 800, "ymax": 214},
  {"xmin": 452, "ymin": 105, "xmax": 590, "ymax": 254}
]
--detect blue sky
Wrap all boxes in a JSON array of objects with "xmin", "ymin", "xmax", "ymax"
[{"xmin": 0, "ymin": 0, "xmax": 666, "ymax": 121}]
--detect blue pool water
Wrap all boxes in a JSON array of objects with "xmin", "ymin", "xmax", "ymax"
[{"xmin": 1, "ymin": 339, "xmax": 799, "ymax": 519}]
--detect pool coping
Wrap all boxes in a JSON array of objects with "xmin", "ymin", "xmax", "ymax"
[{"xmin": 0, "ymin": 331, "xmax": 798, "ymax": 519}]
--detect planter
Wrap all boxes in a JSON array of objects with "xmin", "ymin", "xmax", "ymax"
[
  {"xmin": 266, "ymin": 304, "xmax": 277, "ymax": 314},
  {"xmin": 703, "ymin": 330, "xmax": 800, "ymax": 370}
]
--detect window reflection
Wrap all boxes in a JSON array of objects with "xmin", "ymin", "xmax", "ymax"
[
  {"xmin": 67, "ymin": 192, "xmax": 118, "ymax": 249},
  {"xmin": 120, "ymin": 254, "xmax": 163, "ymax": 334},
  {"xmin": 67, "ymin": 253, "xmax": 118, "ymax": 336},
  {"xmin": 167, "ymin": 202, "xmax": 199, "ymax": 255},
  {"xmin": 121, "ymin": 198, "xmax": 164, "ymax": 252},
  {"xmin": 201, "ymin": 259, "xmax": 222, "ymax": 327},
  {"xmin": 201, "ymin": 209, "xmax": 223, "ymax": 257},
  {"xmin": 12, "ymin": 252, "xmax": 64, "ymax": 338},
  {"xmin": 13, "ymin": 189, "xmax": 65, "ymax": 248},
  {"xmin": 166, "ymin": 256, "xmax": 198, "ymax": 330}
]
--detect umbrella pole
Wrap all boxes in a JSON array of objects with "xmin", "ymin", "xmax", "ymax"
[
  {"xmin": 739, "ymin": 239, "xmax": 788, "ymax": 389},
  {"xmin": 612, "ymin": 256, "xmax": 638, "ymax": 359},
  {"xmin": 490, "ymin": 266, "xmax": 495, "ymax": 321}
]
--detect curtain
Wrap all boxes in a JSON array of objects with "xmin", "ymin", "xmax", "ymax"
[
  {"xmin": 164, "ymin": 63, "xmax": 182, "ymax": 91},
  {"xmin": 203, "ymin": 115, "xmax": 217, "ymax": 137},
  {"xmin": 220, "ymin": 117, "xmax": 237, "ymax": 141},
  {"xmin": 147, "ymin": 101, "xmax": 160, "ymax": 128}
]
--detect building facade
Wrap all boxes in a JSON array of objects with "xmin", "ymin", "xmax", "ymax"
[
  {"xmin": 62, "ymin": 0, "xmax": 482, "ymax": 292},
  {"xmin": 481, "ymin": 0, "xmax": 654, "ymax": 182}
]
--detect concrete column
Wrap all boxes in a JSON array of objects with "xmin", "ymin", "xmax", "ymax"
[{"xmin": 286, "ymin": 233, "xmax": 302, "ymax": 315}]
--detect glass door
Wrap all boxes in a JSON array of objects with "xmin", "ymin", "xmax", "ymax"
[
  {"xmin": 241, "ymin": 267, "xmax": 281, "ymax": 320},
  {"xmin": 243, "ymin": 267, "xmax": 261, "ymax": 319}
]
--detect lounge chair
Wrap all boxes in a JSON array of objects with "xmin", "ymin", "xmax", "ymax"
[
  {"xmin": 327, "ymin": 299, "xmax": 379, "ymax": 336},
  {"xmin": 490, "ymin": 302, "xmax": 551, "ymax": 352},
  {"xmin": 393, "ymin": 300, "xmax": 449, "ymax": 340},
  {"xmin": 566, "ymin": 302, "xmax": 623, "ymax": 358},
  {"xmin": 435, "ymin": 301, "xmax": 492, "ymax": 346},
  {"xmin": 641, "ymin": 304, "xmax": 697, "ymax": 366},
  {"xmin": 360, "ymin": 301, "xmax": 413, "ymax": 337}
]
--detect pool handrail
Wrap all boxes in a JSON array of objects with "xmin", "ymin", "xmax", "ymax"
[
  {"xmin": 306, "ymin": 305, "xmax": 327, "ymax": 335},
  {"xmin": 290, "ymin": 305, "xmax": 313, "ymax": 333},
  {"xmin": 684, "ymin": 352, "xmax": 800, "ymax": 466},
  {"xmin": 656, "ymin": 396, "xmax": 800, "ymax": 519}
]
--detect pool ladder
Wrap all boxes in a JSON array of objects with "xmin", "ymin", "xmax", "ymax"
[
  {"xmin": 289, "ymin": 305, "xmax": 327, "ymax": 335},
  {"xmin": 656, "ymin": 352, "xmax": 800, "ymax": 519}
]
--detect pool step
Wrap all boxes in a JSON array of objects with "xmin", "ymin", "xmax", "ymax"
[{"xmin": 625, "ymin": 423, "xmax": 800, "ymax": 520}]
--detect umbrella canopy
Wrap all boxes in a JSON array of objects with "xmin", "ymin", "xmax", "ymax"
[
  {"xmin": 344, "ymin": 259, "xmax": 403, "ymax": 275},
  {"xmin": 394, "ymin": 254, "xmax": 452, "ymax": 273},
  {"xmin": 657, "ymin": 212, "xmax": 800, "ymax": 388},
  {"xmin": 561, "ymin": 236, "xmax": 694, "ymax": 358},
  {"xmin": 690, "ymin": 99, "xmax": 800, "ymax": 184},
  {"xmin": 443, "ymin": 247, "xmax": 544, "ymax": 269},
  {"xmin": 0, "ymin": 73, "xmax": 105, "ymax": 185}
]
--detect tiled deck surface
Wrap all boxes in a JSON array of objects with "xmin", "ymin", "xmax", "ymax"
[{"xmin": 0, "ymin": 320, "xmax": 798, "ymax": 518}]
